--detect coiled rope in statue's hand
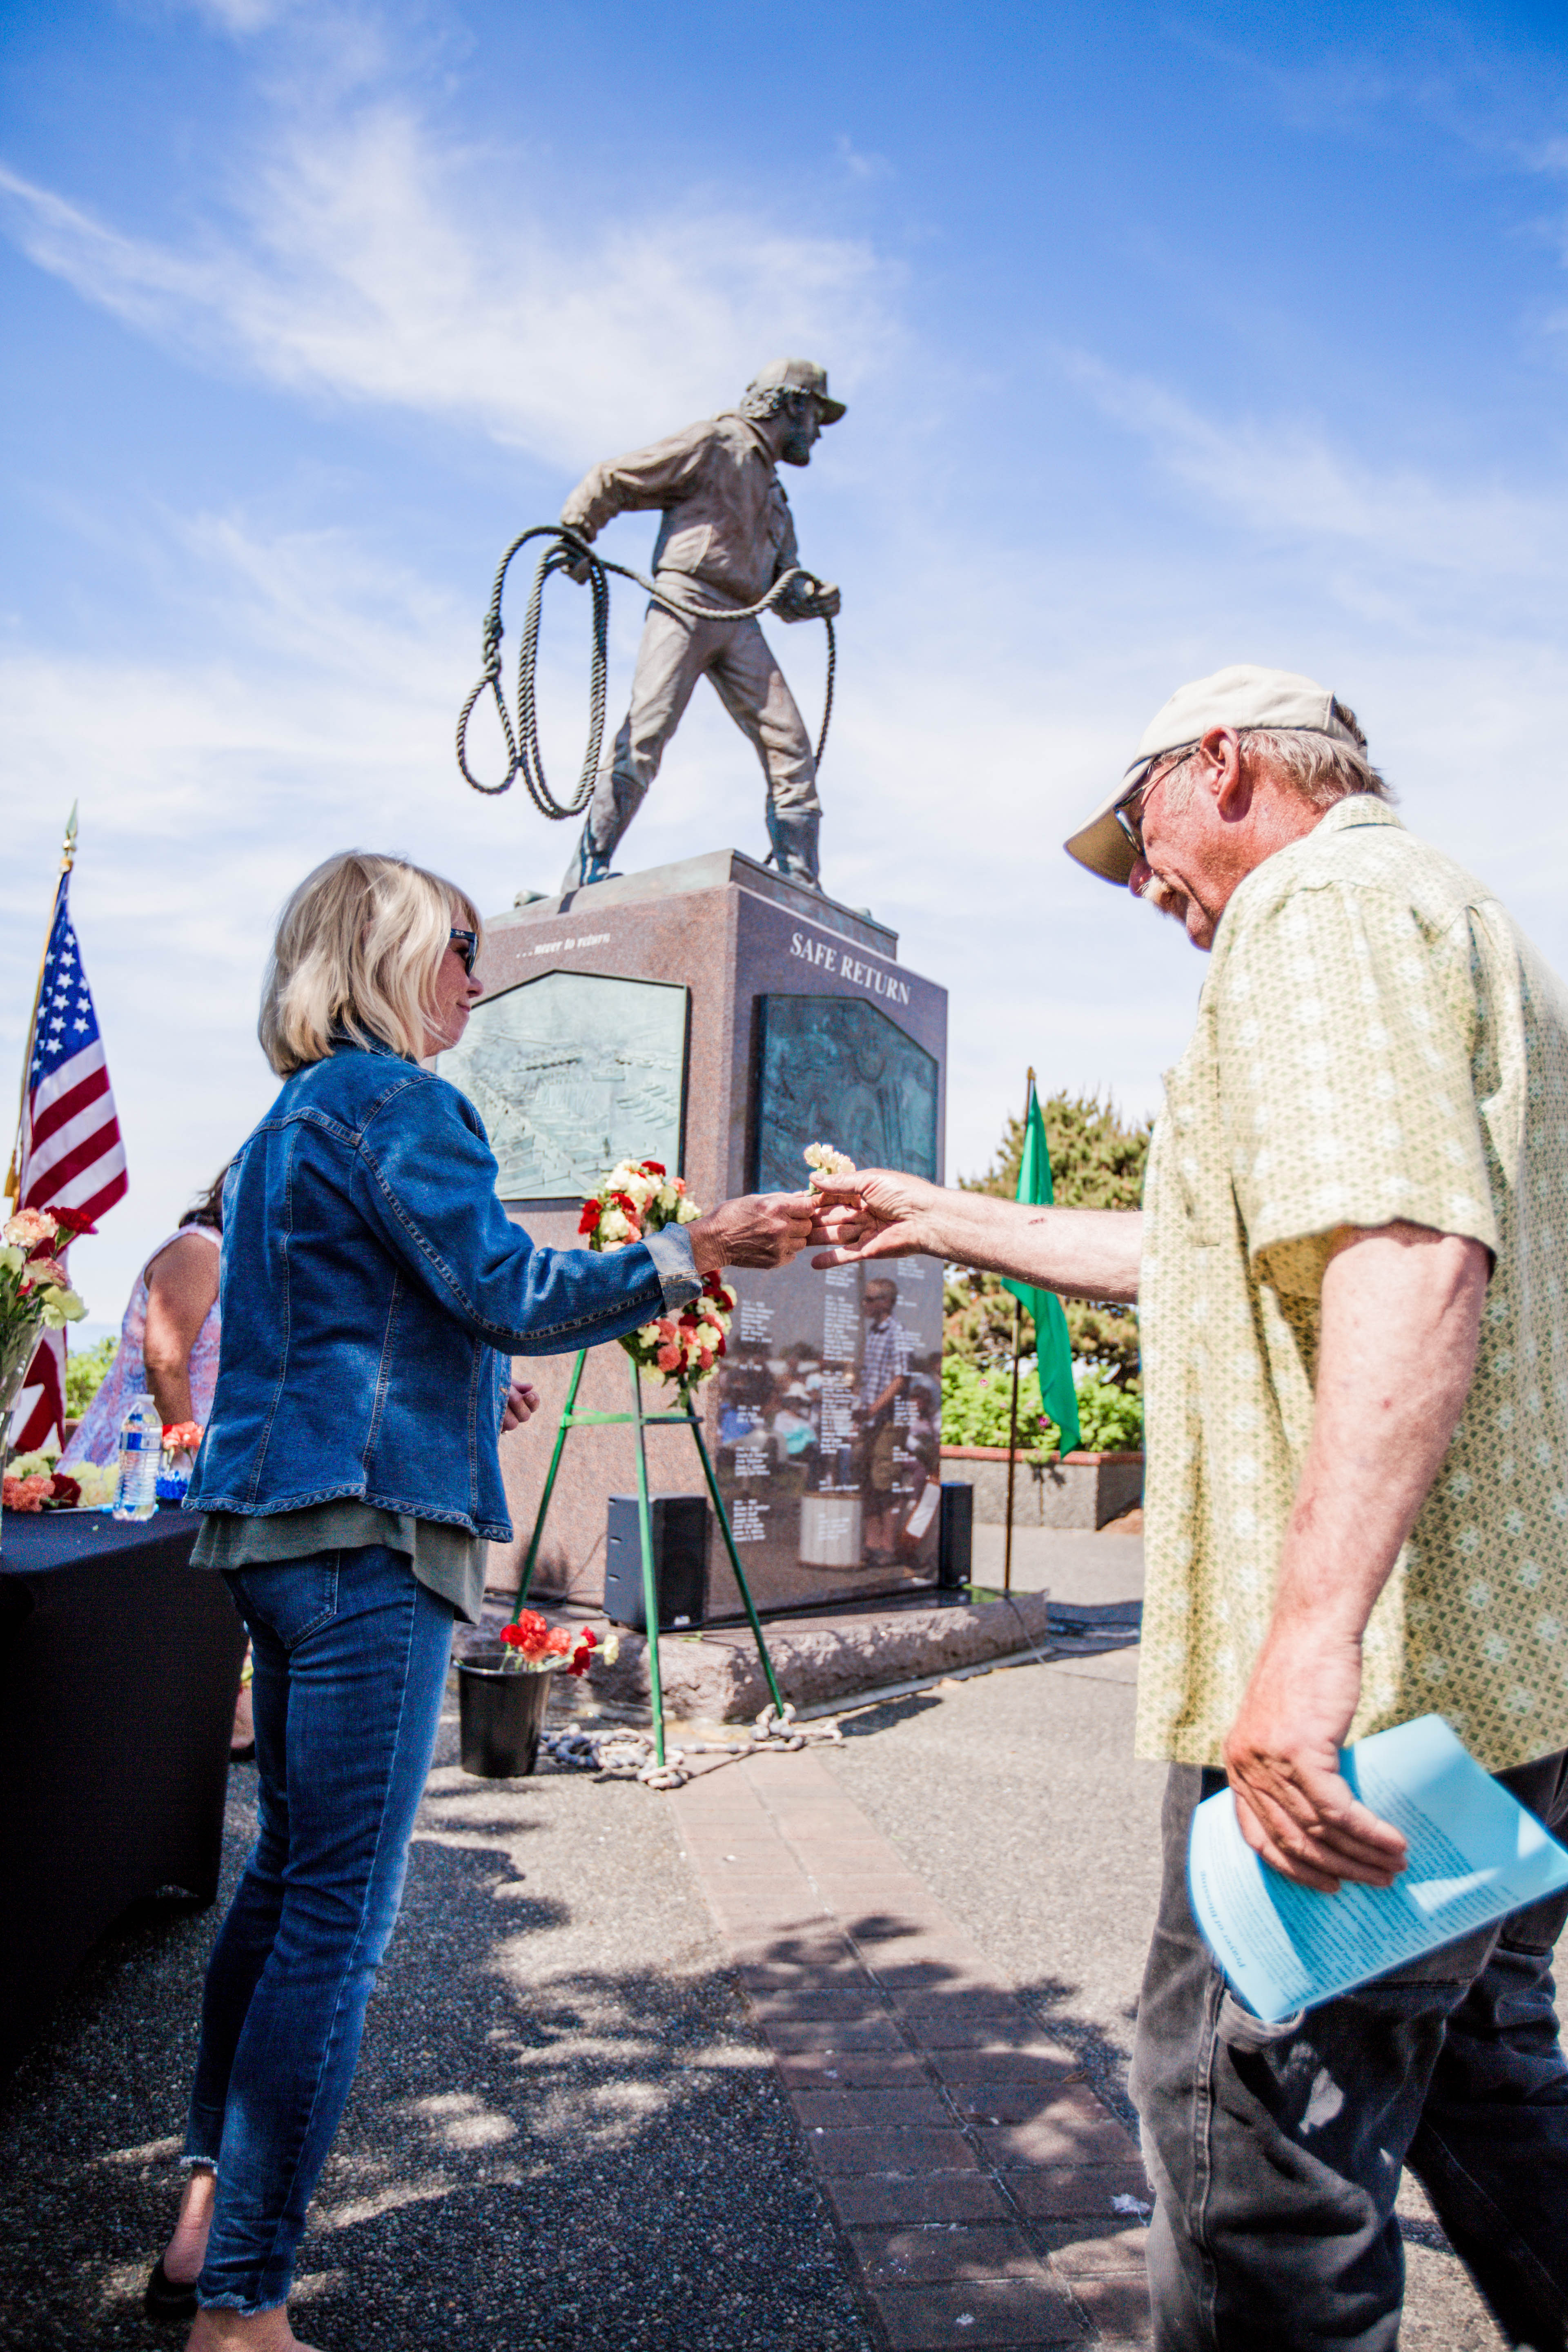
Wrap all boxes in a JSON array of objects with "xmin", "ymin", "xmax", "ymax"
[{"xmin": 456, "ymin": 525, "xmax": 836, "ymax": 818}]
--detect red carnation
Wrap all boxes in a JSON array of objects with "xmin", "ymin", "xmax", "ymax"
[
  {"xmin": 578, "ymin": 1200, "xmax": 601, "ymax": 1235},
  {"xmin": 715, "ymin": 1335, "xmax": 726, "ymax": 1356},
  {"xmin": 501, "ymin": 1609, "xmax": 550, "ymax": 1653},
  {"xmin": 48, "ymin": 1207, "xmax": 98, "ymax": 1241},
  {"xmin": 641, "ymin": 1160, "xmax": 666, "ymax": 1176},
  {"xmin": 48, "ymin": 1471, "xmax": 81, "ymax": 1508},
  {"xmin": 611, "ymin": 1191, "xmax": 640, "ymax": 1219}
]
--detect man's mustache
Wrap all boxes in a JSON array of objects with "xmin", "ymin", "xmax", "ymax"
[{"xmin": 1136, "ymin": 869, "xmax": 1190, "ymax": 924}]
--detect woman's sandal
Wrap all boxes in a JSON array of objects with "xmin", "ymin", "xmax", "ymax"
[
  {"xmin": 229, "ymin": 1741, "xmax": 256, "ymax": 1764},
  {"xmin": 144, "ymin": 2254, "xmax": 199, "ymax": 2322}
]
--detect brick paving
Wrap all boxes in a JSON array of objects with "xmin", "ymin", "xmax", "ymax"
[{"xmin": 672, "ymin": 1748, "xmax": 1152, "ymax": 2349}]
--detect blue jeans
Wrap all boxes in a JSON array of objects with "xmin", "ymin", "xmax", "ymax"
[
  {"xmin": 183, "ymin": 1546, "xmax": 454, "ymax": 2312},
  {"xmin": 1131, "ymin": 1753, "xmax": 1568, "ymax": 2352}
]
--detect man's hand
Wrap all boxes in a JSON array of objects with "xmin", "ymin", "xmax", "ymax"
[
  {"xmin": 808, "ymin": 1169, "xmax": 947, "ymax": 1266},
  {"xmin": 689, "ymin": 1191, "xmax": 817, "ymax": 1274},
  {"xmin": 1223, "ymin": 1625, "xmax": 1407, "ymax": 1893},
  {"xmin": 502, "ymin": 1379, "xmax": 540, "ymax": 1433}
]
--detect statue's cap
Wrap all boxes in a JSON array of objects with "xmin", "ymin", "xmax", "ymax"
[
  {"xmin": 1062, "ymin": 663, "xmax": 1370, "ymax": 885},
  {"xmin": 746, "ymin": 357, "xmax": 846, "ymax": 423}
]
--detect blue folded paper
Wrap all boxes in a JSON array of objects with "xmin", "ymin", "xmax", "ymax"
[{"xmin": 1189, "ymin": 1714, "xmax": 1568, "ymax": 2023}]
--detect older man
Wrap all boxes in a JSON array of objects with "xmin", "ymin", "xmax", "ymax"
[
  {"xmin": 557, "ymin": 358, "xmax": 843, "ymax": 893},
  {"xmin": 812, "ymin": 665, "xmax": 1568, "ymax": 2352}
]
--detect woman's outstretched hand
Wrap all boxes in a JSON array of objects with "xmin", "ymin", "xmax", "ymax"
[
  {"xmin": 808, "ymin": 1169, "xmax": 947, "ymax": 1267},
  {"xmin": 689, "ymin": 1191, "xmax": 818, "ymax": 1273}
]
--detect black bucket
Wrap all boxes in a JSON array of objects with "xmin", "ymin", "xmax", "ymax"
[{"xmin": 457, "ymin": 1655, "xmax": 552, "ymax": 1777}]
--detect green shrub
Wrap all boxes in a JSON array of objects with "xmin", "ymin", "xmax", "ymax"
[
  {"xmin": 940, "ymin": 1355, "xmax": 1143, "ymax": 1455},
  {"xmin": 65, "ymin": 1334, "xmax": 116, "ymax": 1417},
  {"xmin": 941, "ymin": 1356, "xmax": 1051, "ymax": 1452},
  {"xmin": 1074, "ymin": 1375, "xmax": 1144, "ymax": 1451}
]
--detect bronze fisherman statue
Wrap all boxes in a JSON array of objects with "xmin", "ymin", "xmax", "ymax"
[{"xmin": 558, "ymin": 358, "xmax": 844, "ymax": 894}]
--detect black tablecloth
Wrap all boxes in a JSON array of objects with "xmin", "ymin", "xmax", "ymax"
[{"xmin": 0, "ymin": 1508, "xmax": 249, "ymax": 2077}]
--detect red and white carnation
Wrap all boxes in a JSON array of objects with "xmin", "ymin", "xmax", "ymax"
[{"xmin": 497, "ymin": 1609, "xmax": 621, "ymax": 1676}]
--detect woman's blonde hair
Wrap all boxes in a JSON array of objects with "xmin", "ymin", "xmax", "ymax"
[{"xmin": 258, "ymin": 851, "xmax": 483, "ymax": 1076}]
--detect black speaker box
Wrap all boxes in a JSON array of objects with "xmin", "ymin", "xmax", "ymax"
[
  {"xmin": 938, "ymin": 1482, "xmax": 973, "ymax": 1590},
  {"xmin": 603, "ymin": 1494, "xmax": 710, "ymax": 1633}
]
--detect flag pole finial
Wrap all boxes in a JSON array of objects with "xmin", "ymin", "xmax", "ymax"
[{"xmin": 61, "ymin": 803, "xmax": 78, "ymax": 871}]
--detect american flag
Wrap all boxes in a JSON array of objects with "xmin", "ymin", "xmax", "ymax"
[{"xmin": 7, "ymin": 869, "xmax": 127, "ymax": 1452}]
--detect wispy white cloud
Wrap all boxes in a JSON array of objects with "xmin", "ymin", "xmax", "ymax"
[
  {"xmin": 0, "ymin": 100, "xmax": 900, "ymax": 469},
  {"xmin": 1059, "ymin": 349, "xmax": 1565, "ymax": 582},
  {"xmin": 180, "ymin": 0, "xmax": 295, "ymax": 32},
  {"xmin": 835, "ymin": 134, "xmax": 893, "ymax": 183}
]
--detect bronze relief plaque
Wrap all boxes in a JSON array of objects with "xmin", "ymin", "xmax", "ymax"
[{"xmin": 753, "ymin": 993, "xmax": 939, "ymax": 1194}]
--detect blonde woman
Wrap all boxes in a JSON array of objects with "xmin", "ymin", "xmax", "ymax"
[{"xmin": 147, "ymin": 851, "xmax": 813, "ymax": 2350}]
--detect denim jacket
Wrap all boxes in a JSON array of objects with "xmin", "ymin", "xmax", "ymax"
[{"xmin": 187, "ymin": 1041, "xmax": 699, "ymax": 1539}]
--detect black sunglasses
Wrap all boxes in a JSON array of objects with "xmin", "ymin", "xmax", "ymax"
[
  {"xmin": 1114, "ymin": 746, "xmax": 1195, "ymax": 862},
  {"xmin": 448, "ymin": 927, "xmax": 479, "ymax": 976}
]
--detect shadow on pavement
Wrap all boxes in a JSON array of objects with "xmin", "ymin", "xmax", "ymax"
[{"xmin": 0, "ymin": 1751, "xmax": 875, "ymax": 2352}]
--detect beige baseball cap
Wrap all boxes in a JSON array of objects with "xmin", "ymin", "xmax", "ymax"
[
  {"xmin": 1063, "ymin": 664, "xmax": 1369, "ymax": 885},
  {"xmin": 746, "ymin": 357, "xmax": 846, "ymax": 423}
]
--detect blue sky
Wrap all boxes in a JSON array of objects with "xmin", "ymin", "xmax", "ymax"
[{"xmin": 5, "ymin": 0, "xmax": 1568, "ymax": 1326}]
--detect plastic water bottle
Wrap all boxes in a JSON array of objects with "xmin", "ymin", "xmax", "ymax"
[{"xmin": 113, "ymin": 1393, "xmax": 162, "ymax": 1521}]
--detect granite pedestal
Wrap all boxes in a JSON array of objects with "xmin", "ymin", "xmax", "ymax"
[{"xmin": 439, "ymin": 850, "xmax": 948, "ymax": 1620}]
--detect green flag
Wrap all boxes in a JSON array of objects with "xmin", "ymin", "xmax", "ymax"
[{"xmin": 1001, "ymin": 1083, "xmax": 1083, "ymax": 1457}]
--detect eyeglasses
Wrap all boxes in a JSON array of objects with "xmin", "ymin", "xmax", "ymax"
[
  {"xmin": 1114, "ymin": 746, "xmax": 1194, "ymax": 862},
  {"xmin": 448, "ymin": 927, "xmax": 479, "ymax": 976}
]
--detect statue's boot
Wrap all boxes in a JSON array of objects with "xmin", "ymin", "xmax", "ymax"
[
  {"xmin": 764, "ymin": 808, "xmax": 823, "ymax": 892},
  {"xmin": 561, "ymin": 822, "xmax": 621, "ymax": 893}
]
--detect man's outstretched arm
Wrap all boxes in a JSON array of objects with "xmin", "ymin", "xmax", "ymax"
[{"xmin": 810, "ymin": 1169, "xmax": 1141, "ymax": 1303}]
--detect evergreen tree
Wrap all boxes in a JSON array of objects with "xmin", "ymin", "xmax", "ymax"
[{"xmin": 942, "ymin": 1091, "xmax": 1149, "ymax": 1387}]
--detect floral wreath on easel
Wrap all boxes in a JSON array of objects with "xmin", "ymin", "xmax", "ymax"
[{"xmin": 578, "ymin": 1159, "xmax": 736, "ymax": 1389}]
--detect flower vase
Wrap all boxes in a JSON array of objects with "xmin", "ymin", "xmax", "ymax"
[{"xmin": 456, "ymin": 1650, "xmax": 553, "ymax": 1778}]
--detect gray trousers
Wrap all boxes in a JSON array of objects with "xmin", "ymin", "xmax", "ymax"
[
  {"xmin": 582, "ymin": 583, "xmax": 820, "ymax": 860},
  {"xmin": 1131, "ymin": 1754, "xmax": 1568, "ymax": 2352}
]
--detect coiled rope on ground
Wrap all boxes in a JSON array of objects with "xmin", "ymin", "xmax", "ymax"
[
  {"xmin": 540, "ymin": 1700, "xmax": 843, "ymax": 1791},
  {"xmin": 456, "ymin": 525, "xmax": 836, "ymax": 818}
]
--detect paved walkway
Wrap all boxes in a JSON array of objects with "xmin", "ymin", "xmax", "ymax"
[
  {"xmin": 673, "ymin": 1748, "xmax": 1152, "ymax": 2348},
  {"xmin": 0, "ymin": 1526, "xmax": 1512, "ymax": 2349}
]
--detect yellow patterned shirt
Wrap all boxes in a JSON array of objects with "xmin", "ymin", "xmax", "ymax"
[{"xmin": 1136, "ymin": 794, "xmax": 1568, "ymax": 1772}]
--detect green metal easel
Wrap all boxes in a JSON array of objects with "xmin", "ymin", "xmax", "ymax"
[{"xmin": 514, "ymin": 1351, "xmax": 786, "ymax": 1768}]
